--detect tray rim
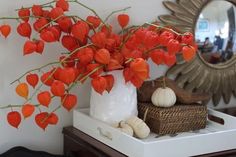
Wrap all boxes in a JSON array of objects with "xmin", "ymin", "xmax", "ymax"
[
  {"xmin": 74, "ymin": 107, "xmax": 236, "ymax": 143},
  {"xmin": 73, "ymin": 107, "xmax": 236, "ymax": 157}
]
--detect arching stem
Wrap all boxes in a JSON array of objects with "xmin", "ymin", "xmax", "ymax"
[
  {"xmin": 10, "ymin": 61, "xmax": 59, "ymax": 85},
  {"xmin": 42, "ymin": 105, "xmax": 61, "ymax": 123},
  {"xmin": 69, "ymin": 15, "xmax": 96, "ymax": 33},
  {"xmin": 104, "ymin": 6, "xmax": 131, "ymax": 23},
  {"xmin": 143, "ymin": 45, "xmax": 165, "ymax": 54},
  {"xmin": 15, "ymin": 0, "xmax": 56, "ymax": 11},
  {"xmin": 72, "ymin": 0, "xmax": 107, "ymax": 28},
  {"xmin": 38, "ymin": 14, "xmax": 64, "ymax": 32},
  {"xmin": 11, "ymin": 44, "xmax": 93, "ymax": 85},
  {"xmin": 119, "ymin": 24, "xmax": 145, "ymax": 49},
  {"xmin": 67, "ymin": 65, "xmax": 104, "ymax": 91},
  {"xmin": 145, "ymin": 22, "xmax": 185, "ymax": 36},
  {"xmin": 125, "ymin": 58, "xmax": 134, "ymax": 64},
  {"xmin": 0, "ymin": 104, "xmax": 40, "ymax": 109},
  {"xmin": 0, "ymin": 16, "xmax": 50, "ymax": 20}
]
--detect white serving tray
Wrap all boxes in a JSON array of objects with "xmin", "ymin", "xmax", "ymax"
[{"xmin": 73, "ymin": 108, "xmax": 236, "ymax": 157}]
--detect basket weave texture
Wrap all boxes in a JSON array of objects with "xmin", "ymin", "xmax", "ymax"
[{"xmin": 138, "ymin": 103, "xmax": 207, "ymax": 135}]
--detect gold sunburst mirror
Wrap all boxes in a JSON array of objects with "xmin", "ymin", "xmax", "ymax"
[{"xmin": 160, "ymin": 0, "xmax": 236, "ymax": 106}]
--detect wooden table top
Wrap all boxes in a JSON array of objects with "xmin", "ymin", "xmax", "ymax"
[{"xmin": 217, "ymin": 107, "xmax": 236, "ymax": 116}]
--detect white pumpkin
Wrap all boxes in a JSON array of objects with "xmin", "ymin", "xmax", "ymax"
[
  {"xmin": 118, "ymin": 121, "xmax": 134, "ymax": 136},
  {"xmin": 126, "ymin": 116, "xmax": 150, "ymax": 139},
  {"xmin": 151, "ymin": 87, "xmax": 176, "ymax": 107}
]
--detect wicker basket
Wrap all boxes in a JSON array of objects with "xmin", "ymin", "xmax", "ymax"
[{"xmin": 138, "ymin": 103, "xmax": 207, "ymax": 135}]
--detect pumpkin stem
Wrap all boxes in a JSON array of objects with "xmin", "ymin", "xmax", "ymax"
[{"xmin": 163, "ymin": 77, "xmax": 166, "ymax": 88}]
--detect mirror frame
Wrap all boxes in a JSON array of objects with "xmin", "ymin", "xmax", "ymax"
[{"xmin": 160, "ymin": 0, "xmax": 236, "ymax": 106}]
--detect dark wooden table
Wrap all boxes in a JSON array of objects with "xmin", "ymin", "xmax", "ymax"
[{"xmin": 63, "ymin": 108, "xmax": 236, "ymax": 157}]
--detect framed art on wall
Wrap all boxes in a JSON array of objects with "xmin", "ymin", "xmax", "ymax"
[{"xmin": 197, "ymin": 19, "xmax": 209, "ymax": 32}]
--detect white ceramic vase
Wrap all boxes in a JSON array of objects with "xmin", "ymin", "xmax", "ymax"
[{"xmin": 90, "ymin": 70, "xmax": 138, "ymax": 125}]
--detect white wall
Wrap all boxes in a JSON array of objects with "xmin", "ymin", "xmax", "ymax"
[
  {"xmin": 0, "ymin": 0, "xmax": 235, "ymax": 155},
  {"xmin": 0, "ymin": 0, "xmax": 169, "ymax": 154}
]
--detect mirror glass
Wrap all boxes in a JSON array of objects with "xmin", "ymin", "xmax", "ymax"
[{"xmin": 195, "ymin": 1, "xmax": 236, "ymax": 64}]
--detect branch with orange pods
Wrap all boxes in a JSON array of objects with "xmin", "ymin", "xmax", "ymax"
[{"xmin": 0, "ymin": 0, "xmax": 198, "ymax": 130}]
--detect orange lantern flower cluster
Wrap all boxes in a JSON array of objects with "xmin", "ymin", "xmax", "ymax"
[{"xmin": 0, "ymin": 0, "xmax": 197, "ymax": 130}]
